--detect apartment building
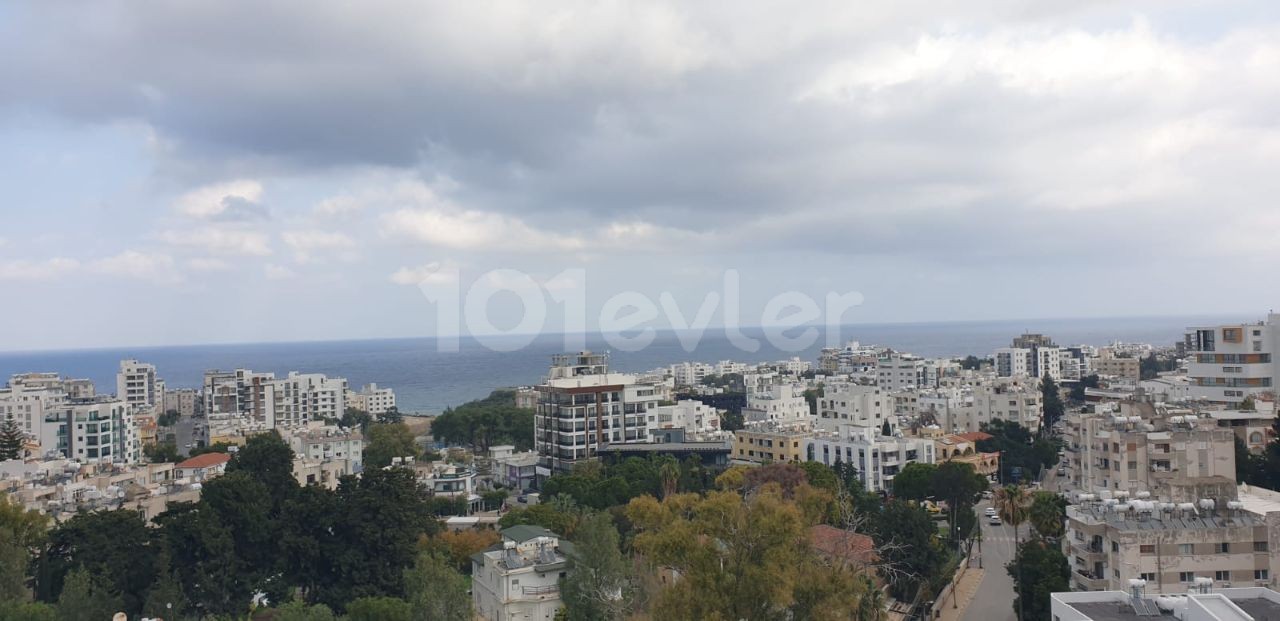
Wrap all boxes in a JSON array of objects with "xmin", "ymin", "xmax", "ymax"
[
  {"xmin": 1185, "ymin": 315, "xmax": 1280, "ymax": 406},
  {"xmin": 806, "ymin": 424, "xmax": 935, "ymax": 493},
  {"xmin": 472, "ymin": 525, "xmax": 568, "ymax": 621},
  {"xmin": 1, "ymin": 375, "xmax": 140, "ymax": 464},
  {"xmin": 346, "ymin": 383, "xmax": 396, "ymax": 416},
  {"xmin": 1062, "ymin": 405, "xmax": 1236, "ymax": 499},
  {"xmin": 876, "ymin": 353, "xmax": 929, "ymax": 391},
  {"xmin": 1065, "ymin": 498, "xmax": 1279, "ymax": 595},
  {"xmin": 283, "ymin": 425, "xmax": 364, "ymax": 472},
  {"xmin": 742, "ymin": 383, "xmax": 810, "ymax": 427},
  {"xmin": 644, "ymin": 399, "xmax": 722, "ymax": 440},
  {"xmin": 925, "ymin": 378, "xmax": 1043, "ymax": 434},
  {"xmin": 732, "ymin": 423, "xmax": 812, "ymax": 465},
  {"xmin": 202, "ymin": 368, "xmax": 346, "ymax": 428},
  {"xmin": 534, "ymin": 352, "xmax": 662, "ymax": 473},
  {"xmin": 1093, "ymin": 356, "xmax": 1142, "ymax": 382},
  {"xmin": 671, "ymin": 361, "xmax": 714, "ymax": 387},
  {"xmin": 162, "ymin": 388, "xmax": 198, "ymax": 417},
  {"xmin": 116, "ymin": 359, "xmax": 164, "ymax": 412},
  {"xmin": 996, "ymin": 333, "xmax": 1063, "ymax": 381},
  {"xmin": 815, "ymin": 384, "xmax": 890, "ymax": 433}
]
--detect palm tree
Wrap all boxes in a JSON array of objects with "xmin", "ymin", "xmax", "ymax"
[
  {"xmin": 994, "ymin": 485, "xmax": 1030, "ymax": 543},
  {"xmin": 659, "ymin": 460, "xmax": 680, "ymax": 499},
  {"xmin": 1028, "ymin": 491, "xmax": 1065, "ymax": 540}
]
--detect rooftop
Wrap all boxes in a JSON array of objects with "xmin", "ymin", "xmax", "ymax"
[
  {"xmin": 175, "ymin": 453, "xmax": 231, "ymax": 469},
  {"xmin": 1054, "ymin": 588, "xmax": 1280, "ymax": 621},
  {"xmin": 1068, "ymin": 502, "xmax": 1261, "ymax": 532}
]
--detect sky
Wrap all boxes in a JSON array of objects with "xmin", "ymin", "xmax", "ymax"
[{"xmin": 1, "ymin": 1, "xmax": 1278, "ymax": 351}]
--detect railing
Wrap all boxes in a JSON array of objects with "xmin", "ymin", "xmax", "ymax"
[{"xmin": 522, "ymin": 585, "xmax": 559, "ymax": 596}]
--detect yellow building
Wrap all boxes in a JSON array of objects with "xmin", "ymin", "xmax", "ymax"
[{"xmin": 732, "ymin": 423, "xmax": 812, "ymax": 464}]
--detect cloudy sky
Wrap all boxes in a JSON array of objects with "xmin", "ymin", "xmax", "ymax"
[{"xmin": 1, "ymin": 1, "xmax": 1278, "ymax": 350}]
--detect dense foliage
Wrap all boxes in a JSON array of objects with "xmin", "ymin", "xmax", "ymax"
[
  {"xmin": 977, "ymin": 420, "xmax": 1058, "ymax": 482},
  {"xmin": 431, "ymin": 390, "xmax": 534, "ymax": 451}
]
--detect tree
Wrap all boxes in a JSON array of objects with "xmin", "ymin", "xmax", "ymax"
[
  {"xmin": 978, "ymin": 420, "xmax": 1057, "ymax": 481},
  {"xmin": 798, "ymin": 461, "xmax": 840, "ymax": 493},
  {"xmin": 994, "ymin": 485, "xmax": 1031, "ymax": 544},
  {"xmin": 872, "ymin": 500, "xmax": 944, "ymax": 601},
  {"xmin": 431, "ymin": 391, "xmax": 534, "ymax": 451},
  {"xmin": 345, "ymin": 596, "xmax": 412, "ymax": 621},
  {"xmin": 742, "ymin": 463, "xmax": 809, "ymax": 498},
  {"xmin": 959, "ymin": 356, "xmax": 986, "ymax": 371},
  {"xmin": 0, "ymin": 420, "xmax": 24, "ymax": 461},
  {"xmin": 561, "ymin": 513, "xmax": 634, "ymax": 621},
  {"xmin": 1007, "ymin": 539, "xmax": 1068, "ymax": 621},
  {"xmin": 157, "ymin": 410, "xmax": 181, "ymax": 427},
  {"xmin": 54, "ymin": 569, "xmax": 121, "ymax": 621},
  {"xmin": 405, "ymin": 551, "xmax": 472, "ymax": 621},
  {"xmin": 143, "ymin": 441, "xmax": 183, "ymax": 463},
  {"xmin": 142, "ymin": 545, "xmax": 188, "ymax": 621},
  {"xmin": 340, "ymin": 408, "xmax": 374, "ymax": 434},
  {"xmin": 1069, "ymin": 375, "xmax": 1099, "ymax": 402},
  {"xmin": 1241, "ymin": 395, "xmax": 1257, "ymax": 411},
  {"xmin": 225, "ymin": 430, "xmax": 297, "ymax": 503},
  {"xmin": 1028, "ymin": 492, "xmax": 1066, "ymax": 540},
  {"xmin": 890, "ymin": 462, "xmax": 936, "ymax": 501},
  {"xmin": 429, "ymin": 529, "xmax": 500, "ymax": 574},
  {"xmin": 270, "ymin": 600, "xmax": 338, "ymax": 621},
  {"xmin": 36, "ymin": 509, "xmax": 155, "ymax": 616},
  {"xmin": 153, "ymin": 502, "xmax": 246, "ymax": 617},
  {"xmin": 201, "ymin": 471, "xmax": 281, "ymax": 599},
  {"xmin": 187, "ymin": 442, "xmax": 234, "ymax": 457},
  {"xmin": 1040, "ymin": 375, "xmax": 1065, "ymax": 434},
  {"xmin": 0, "ymin": 601, "xmax": 55, "ymax": 621},
  {"xmin": 364, "ymin": 423, "xmax": 420, "ymax": 469},
  {"xmin": 379, "ymin": 406, "xmax": 405, "ymax": 425}
]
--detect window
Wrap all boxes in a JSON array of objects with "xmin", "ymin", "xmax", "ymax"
[
  {"xmin": 1140, "ymin": 544, "xmax": 1156, "ymax": 554},
  {"xmin": 1112, "ymin": 541, "xmax": 1119, "ymax": 552},
  {"xmin": 1178, "ymin": 544, "xmax": 1194, "ymax": 555},
  {"xmin": 1216, "ymin": 543, "xmax": 1230, "ymax": 554},
  {"xmin": 1215, "ymin": 570, "xmax": 1231, "ymax": 581},
  {"xmin": 1256, "ymin": 570, "xmax": 1269, "ymax": 580},
  {"xmin": 1180, "ymin": 572, "xmax": 1196, "ymax": 582},
  {"xmin": 1140, "ymin": 572, "xmax": 1156, "ymax": 582},
  {"xmin": 1255, "ymin": 541, "xmax": 1269, "ymax": 552}
]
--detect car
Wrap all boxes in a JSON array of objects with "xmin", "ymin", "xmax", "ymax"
[
  {"xmin": 1057, "ymin": 467, "xmax": 1067, "ymax": 476},
  {"xmin": 984, "ymin": 507, "xmax": 997, "ymax": 516},
  {"xmin": 981, "ymin": 490, "xmax": 993, "ymax": 499},
  {"xmin": 988, "ymin": 515, "xmax": 1002, "ymax": 525}
]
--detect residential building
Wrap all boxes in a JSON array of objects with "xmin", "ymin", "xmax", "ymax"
[
  {"xmin": 671, "ymin": 361, "xmax": 714, "ymax": 387},
  {"xmin": 732, "ymin": 422, "xmax": 811, "ymax": 465},
  {"xmin": 1209, "ymin": 410, "xmax": 1274, "ymax": 455},
  {"xmin": 415, "ymin": 462, "xmax": 481, "ymax": 514},
  {"xmin": 997, "ymin": 333, "xmax": 1063, "ymax": 381},
  {"xmin": 1062, "ymin": 404, "xmax": 1236, "ymax": 499},
  {"xmin": 162, "ymin": 388, "xmax": 198, "ymax": 417},
  {"xmin": 346, "ymin": 383, "xmax": 397, "ymax": 416},
  {"xmin": 806, "ymin": 424, "xmax": 936, "ymax": 494},
  {"xmin": 116, "ymin": 359, "xmax": 164, "ymax": 411},
  {"xmin": 175, "ymin": 452, "xmax": 231, "ymax": 482},
  {"xmin": 284, "ymin": 425, "xmax": 363, "ymax": 472},
  {"xmin": 202, "ymin": 368, "xmax": 347, "ymax": 429},
  {"xmin": 928, "ymin": 378, "xmax": 1043, "ymax": 434},
  {"xmin": 931, "ymin": 431, "xmax": 999, "ymax": 477},
  {"xmin": 472, "ymin": 525, "xmax": 569, "ymax": 621},
  {"xmin": 1093, "ymin": 356, "xmax": 1142, "ymax": 382},
  {"xmin": 816, "ymin": 384, "xmax": 890, "ymax": 433},
  {"xmin": 495, "ymin": 450, "xmax": 540, "ymax": 492},
  {"xmin": 534, "ymin": 352, "xmax": 662, "ymax": 473},
  {"xmin": 1, "ymin": 376, "xmax": 141, "ymax": 464},
  {"xmin": 1185, "ymin": 315, "xmax": 1280, "ymax": 406},
  {"xmin": 1052, "ymin": 587, "xmax": 1280, "ymax": 621},
  {"xmin": 876, "ymin": 353, "xmax": 928, "ymax": 391},
  {"xmin": 1064, "ymin": 496, "xmax": 1279, "ymax": 595},
  {"xmin": 742, "ymin": 383, "xmax": 810, "ymax": 427},
  {"xmin": 644, "ymin": 399, "xmax": 722, "ymax": 439}
]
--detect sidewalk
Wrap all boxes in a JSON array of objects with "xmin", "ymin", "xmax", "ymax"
[{"xmin": 936, "ymin": 564, "xmax": 985, "ymax": 621}]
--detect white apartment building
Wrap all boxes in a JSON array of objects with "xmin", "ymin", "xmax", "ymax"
[
  {"xmin": 715, "ymin": 360, "xmax": 746, "ymax": 375},
  {"xmin": 1, "ymin": 375, "xmax": 140, "ymax": 464},
  {"xmin": 996, "ymin": 334, "xmax": 1063, "ymax": 381},
  {"xmin": 116, "ymin": 359, "xmax": 163, "ymax": 412},
  {"xmin": 876, "ymin": 353, "xmax": 928, "ymax": 391},
  {"xmin": 806, "ymin": 424, "xmax": 935, "ymax": 494},
  {"xmin": 671, "ymin": 362, "xmax": 715, "ymax": 386},
  {"xmin": 534, "ymin": 352, "xmax": 663, "ymax": 473},
  {"xmin": 203, "ymin": 369, "xmax": 346, "ymax": 429},
  {"xmin": 1185, "ymin": 315, "xmax": 1280, "ymax": 406},
  {"xmin": 284, "ymin": 425, "xmax": 364, "ymax": 472},
  {"xmin": 346, "ymin": 383, "xmax": 397, "ymax": 416},
  {"xmin": 775, "ymin": 357, "xmax": 812, "ymax": 375},
  {"xmin": 472, "ymin": 525, "xmax": 568, "ymax": 621},
  {"xmin": 743, "ymin": 383, "xmax": 810, "ymax": 427},
  {"xmin": 921, "ymin": 378, "xmax": 1043, "ymax": 434},
  {"xmin": 162, "ymin": 389, "xmax": 198, "ymax": 417},
  {"xmin": 645, "ymin": 399, "xmax": 721, "ymax": 439},
  {"xmin": 815, "ymin": 384, "xmax": 891, "ymax": 433}
]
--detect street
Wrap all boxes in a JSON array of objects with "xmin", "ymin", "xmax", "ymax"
[{"xmin": 961, "ymin": 498, "xmax": 1019, "ymax": 621}]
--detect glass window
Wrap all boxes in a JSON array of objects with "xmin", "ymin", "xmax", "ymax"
[
  {"xmin": 1178, "ymin": 544, "xmax": 1194, "ymax": 555},
  {"xmin": 1257, "ymin": 570, "xmax": 1269, "ymax": 580},
  {"xmin": 1180, "ymin": 572, "xmax": 1195, "ymax": 582}
]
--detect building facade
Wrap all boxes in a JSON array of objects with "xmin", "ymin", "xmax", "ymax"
[
  {"xmin": 1185, "ymin": 315, "xmax": 1280, "ymax": 406},
  {"xmin": 472, "ymin": 525, "xmax": 568, "ymax": 621}
]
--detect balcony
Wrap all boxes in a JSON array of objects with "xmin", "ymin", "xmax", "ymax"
[{"xmin": 1074, "ymin": 569, "xmax": 1109, "ymax": 590}]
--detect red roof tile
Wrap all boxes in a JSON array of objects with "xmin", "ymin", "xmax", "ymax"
[{"xmin": 176, "ymin": 452, "xmax": 231, "ymax": 469}]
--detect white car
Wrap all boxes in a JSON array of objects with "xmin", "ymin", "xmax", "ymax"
[
  {"xmin": 988, "ymin": 515, "xmax": 1002, "ymax": 525},
  {"xmin": 984, "ymin": 507, "xmax": 997, "ymax": 516}
]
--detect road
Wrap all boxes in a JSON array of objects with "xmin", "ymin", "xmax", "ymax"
[{"xmin": 961, "ymin": 498, "xmax": 1019, "ymax": 621}]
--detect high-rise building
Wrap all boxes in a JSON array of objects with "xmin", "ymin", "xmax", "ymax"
[
  {"xmin": 995, "ymin": 333, "xmax": 1062, "ymax": 381},
  {"xmin": 116, "ymin": 359, "xmax": 163, "ymax": 411},
  {"xmin": 0, "ymin": 374, "xmax": 139, "ymax": 464}
]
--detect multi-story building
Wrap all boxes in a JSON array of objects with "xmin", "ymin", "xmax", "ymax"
[
  {"xmin": 1092, "ymin": 356, "xmax": 1142, "ymax": 382},
  {"xmin": 202, "ymin": 368, "xmax": 346, "ymax": 429},
  {"xmin": 818, "ymin": 341, "xmax": 881, "ymax": 375},
  {"xmin": 815, "ymin": 384, "xmax": 890, "ymax": 433},
  {"xmin": 806, "ymin": 424, "xmax": 935, "ymax": 493},
  {"xmin": 670, "ymin": 362, "xmax": 715, "ymax": 387},
  {"xmin": 644, "ymin": 399, "xmax": 722, "ymax": 440},
  {"xmin": 876, "ymin": 353, "xmax": 928, "ymax": 391},
  {"xmin": 1, "ymin": 375, "xmax": 140, "ymax": 464},
  {"xmin": 472, "ymin": 525, "xmax": 568, "ymax": 621},
  {"xmin": 1064, "ymin": 497, "xmax": 1279, "ymax": 594},
  {"xmin": 732, "ymin": 422, "xmax": 811, "ymax": 465},
  {"xmin": 534, "ymin": 352, "xmax": 662, "ymax": 473},
  {"xmin": 116, "ymin": 359, "xmax": 164, "ymax": 412},
  {"xmin": 742, "ymin": 383, "xmax": 810, "ymax": 427},
  {"xmin": 1062, "ymin": 404, "xmax": 1236, "ymax": 499},
  {"xmin": 162, "ymin": 388, "xmax": 198, "ymax": 417},
  {"xmin": 345, "ymin": 383, "xmax": 396, "ymax": 416},
  {"xmin": 1185, "ymin": 314, "xmax": 1280, "ymax": 406},
  {"xmin": 926, "ymin": 378, "xmax": 1043, "ymax": 434},
  {"xmin": 996, "ymin": 333, "xmax": 1062, "ymax": 381},
  {"xmin": 284, "ymin": 425, "xmax": 364, "ymax": 472}
]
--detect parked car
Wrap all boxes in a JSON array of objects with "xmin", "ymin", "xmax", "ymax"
[{"xmin": 988, "ymin": 515, "xmax": 1002, "ymax": 525}]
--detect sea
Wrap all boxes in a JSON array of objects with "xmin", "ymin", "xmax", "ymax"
[{"xmin": 0, "ymin": 315, "xmax": 1236, "ymax": 414}]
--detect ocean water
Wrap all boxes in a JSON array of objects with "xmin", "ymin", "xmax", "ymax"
[{"xmin": 0, "ymin": 315, "xmax": 1236, "ymax": 414}]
